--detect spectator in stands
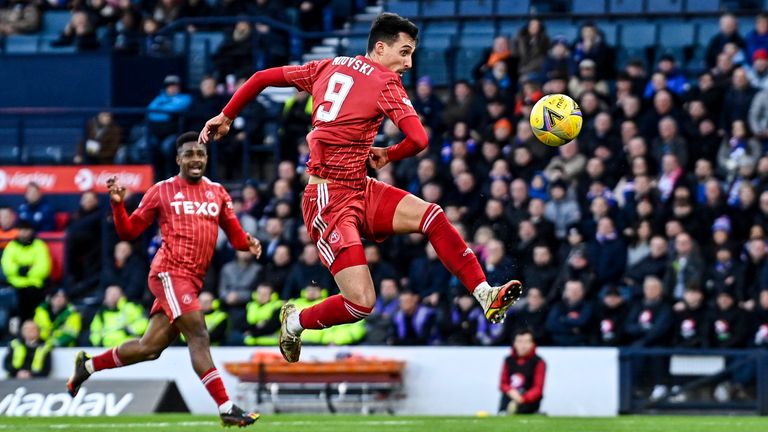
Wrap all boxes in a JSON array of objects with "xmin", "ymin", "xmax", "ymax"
[
  {"xmin": 248, "ymin": 0, "xmax": 289, "ymax": 67},
  {"xmin": 671, "ymin": 285, "xmax": 708, "ymax": 348},
  {"xmin": 706, "ymin": 13, "xmax": 746, "ymax": 69},
  {"xmin": 652, "ymin": 117, "xmax": 688, "ymax": 170},
  {"xmin": 624, "ymin": 235, "xmax": 669, "ymax": 296},
  {"xmin": 212, "ymin": 21, "xmax": 255, "ymax": 81},
  {"xmin": 568, "ymin": 59, "xmax": 609, "ymax": 99},
  {"xmin": 498, "ymin": 329, "xmax": 546, "ymax": 415},
  {"xmin": 644, "ymin": 55, "xmax": 688, "ymax": 98},
  {"xmin": 708, "ymin": 289, "xmax": 747, "ymax": 349},
  {"xmin": 718, "ymin": 120, "xmax": 762, "ymax": 181},
  {"xmin": 3, "ymin": 320, "xmax": 50, "ymax": 379},
  {"xmin": 413, "ymin": 76, "xmax": 445, "ymax": 136},
  {"xmin": 483, "ymin": 238, "xmax": 517, "ymax": 287},
  {"xmin": 544, "ymin": 180, "xmax": 581, "ymax": 241},
  {"xmin": 296, "ymin": 0, "xmax": 329, "ymax": 33},
  {"xmin": 588, "ymin": 217, "xmax": 626, "ymax": 288},
  {"xmin": 218, "ymin": 250, "xmax": 262, "ymax": 323},
  {"xmin": 546, "ymin": 279, "xmax": 593, "ymax": 346},
  {"xmin": 572, "ymin": 22, "xmax": 613, "ymax": 80},
  {"xmin": 663, "ymin": 232, "xmax": 704, "ymax": 300},
  {"xmin": 445, "ymin": 292, "xmax": 486, "ymax": 346},
  {"xmin": 544, "ymin": 140, "xmax": 586, "ymax": 183},
  {"xmin": 473, "ymin": 36, "xmax": 513, "ymax": 85},
  {"xmin": 593, "ymin": 286, "xmax": 627, "ymax": 346},
  {"xmin": 443, "ymin": 80, "xmax": 484, "ymax": 130},
  {"xmin": 33, "ymin": 288, "xmax": 81, "ymax": 347},
  {"xmin": 50, "ymin": 11, "xmax": 99, "ymax": 50},
  {"xmin": 282, "ymin": 244, "xmax": 333, "ymax": 300},
  {"xmin": 364, "ymin": 278, "xmax": 399, "ymax": 345},
  {"xmin": 146, "ymin": 75, "xmax": 192, "ymax": 179},
  {"xmin": 747, "ymin": 13, "xmax": 768, "ymax": 60},
  {"xmin": 241, "ymin": 282, "xmax": 282, "ymax": 346},
  {"xmin": 0, "ymin": 0, "xmax": 40, "ymax": 36},
  {"xmin": 17, "ymin": 182, "xmax": 54, "ymax": 233},
  {"xmin": 408, "ymin": 243, "xmax": 451, "ymax": 299},
  {"xmin": 65, "ymin": 190, "xmax": 102, "ymax": 305},
  {"xmin": 389, "ymin": 290, "xmax": 439, "ymax": 346},
  {"xmin": 142, "ymin": 17, "xmax": 172, "ymax": 55},
  {"xmin": 100, "ymin": 241, "xmax": 146, "ymax": 304},
  {"xmin": 745, "ymin": 49, "xmax": 768, "ymax": 90},
  {"xmin": 504, "ymin": 287, "xmax": 549, "ymax": 346},
  {"xmin": 625, "ymin": 276, "xmax": 673, "ymax": 348},
  {"xmin": 541, "ymin": 37, "xmax": 572, "ymax": 81},
  {"xmin": 186, "ymin": 77, "xmax": 226, "ymax": 134},
  {"xmin": 75, "ymin": 112, "xmax": 122, "ymax": 165},
  {"xmin": 261, "ymin": 244, "xmax": 292, "ymax": 297},
  {"xmin": 522, "ymin": 245, "xmax": 558, "ymax": 300},
  {"xmin": 289, "ymin": 282, "xmax": 326, "ymax": 345},
  {"xmin": 151, "ymin": 0, "xmax": 181, "ymax": 26},
  {"xmin": 0, "ymin": 207, "xmax": 18, "ymax": 249},
  {"xmin": 111, "ymin": 3, "xmax": 142, "ymax": 55},
  {"xmin": 752, "ymin": 288, "xmax": 768, "ymax": 347},
  {"xmin": 1, "ymin": 220, "xmax": 51, "ymax": 322},
  {"xmin": 194, "ymin": 291, "xmax": 228, "ymax": 346},
  {"xmin": 89, "ymin": 285, "xmax": 148, "ymax": 347},
  {"xmin": 365, "ymin": 244, "xmax": 398, "ymax": 292},
  {"xmin": 721, "ymin": 68, "xmax": 758, "ymax": 129},
  {"xmin": 280, "ymin": 90, "xmax": 313, "ymax": 163},
  {"xmin": 511, "ymin": 18, "xmax": 549, "ymax": 81}
]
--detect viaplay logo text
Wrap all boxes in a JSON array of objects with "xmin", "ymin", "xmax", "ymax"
[{"xmin": 0, "ymin": 386, "xmax": 133, "ymax": 416}]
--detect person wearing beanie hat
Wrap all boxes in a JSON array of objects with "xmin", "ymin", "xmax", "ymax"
[{"xmin": 747, "ymin": 48, "xmax": 768, "ymax": 89}]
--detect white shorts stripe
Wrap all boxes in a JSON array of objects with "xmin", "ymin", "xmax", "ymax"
[
  {"xmin": 421, "ymin": 206, "xmax": 443, "ymax": 233},
  {"xmin": 311, "ymin": 183, "xmax": 335, "ymax": 266},
  {"xmin": 159, "ymin": 272, "xmax": 182, "ymax": 318},
  {"xmin": 316, "ymin": 239, "xmax": 335, "ymax": 265}
]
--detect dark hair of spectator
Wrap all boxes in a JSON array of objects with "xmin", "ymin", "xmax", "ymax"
[
  {"xmin": 367, "ymin": 12, "xmax": 419, "ymax": 53},
  {"xmin": 515, "ymin": 328, "xmax": 535, "ymax": 340},
  {"xmin": 176, "ymin": 131, "xmax": 202, "ymax": 151}
]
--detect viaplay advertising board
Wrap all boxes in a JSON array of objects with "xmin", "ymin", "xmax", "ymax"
[
  {"xmin": 0, "ymin": 380, "xmax": 188, "ymax": 416},
  {"xmin": 0, "ymin": 165, "xmax": 153, "ymax": 194}
]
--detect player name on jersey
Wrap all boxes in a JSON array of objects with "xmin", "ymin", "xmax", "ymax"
[{"xmin": 330, "ymin": 56, "xmax": 375, "ymax": 76}]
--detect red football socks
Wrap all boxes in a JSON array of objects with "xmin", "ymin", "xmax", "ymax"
[
  {"xmin": 200, "ymin": 367, "xmax": 230, "ymax": 406},
  {"xmin": 299, "ymin": 294, "xmax": 372, "ymax": 329},
  {"xmin": 92, "ymin": 347, "xmax": 124, "ymax": 371},
  {"xmin": 421, "ymin": 204, "xmax": 486, "ymax": 293}
]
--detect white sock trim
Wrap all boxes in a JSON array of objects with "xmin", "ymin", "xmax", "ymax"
[
  {"xmin": 218, "ymin": 400, "xmax": 233, "ymax": 414},
  {"xmin": 85, "ymin": 359, "xmax": 95, "ymax": 374}
]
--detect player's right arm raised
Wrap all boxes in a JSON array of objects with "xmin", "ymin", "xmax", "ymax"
[{"xmin": 108, "ymin": 176, "xmax": 157, "ymax": 240}]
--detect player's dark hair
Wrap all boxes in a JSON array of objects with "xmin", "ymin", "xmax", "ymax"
[
  {"xmin": 176, "ymin": 131, "xmax": 202, "ymax": 151},
  {"xmin": 367, "ymin": 12, "xmax": 418, "ymax": 53}
]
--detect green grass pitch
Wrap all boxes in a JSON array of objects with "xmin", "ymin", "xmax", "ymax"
[{"xmin": 1, "ymin": 414, "xmax": 767, "ymax": 432}]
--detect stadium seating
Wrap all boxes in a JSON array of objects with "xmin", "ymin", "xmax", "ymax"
[
  {"xmin": 646, "ymin": 0, "xmax": 684, "ymax": 13},
  {"xmin": 42, "ymin": 11, "xmax": 71, "ymax": 36},
  {"xmin": 496, "ymin": 0, "xmax": 531, "ymax": 15},
  {"xmin": 609, "ymin": 0, "xmax": 644, "ymax": 14},
  {"xmin": 4, "ymin": 36, "xmax": 40, "ymax": 54},
  {"xmin": 0, "ymin": 120, "xmax": 20, "ymax": 164},
  {"xmin": 386, "ymin": 0, "xmax": 419, "ymax": 18},
  {"xmin": 457, "ymin": 0, "xmax": 494, "ymax": 16},
  {"xmin": 685, "ymin": 0, "xmax": 722, "ymax": 13},
  {"xmin": 420, "ymin": 0, "xmax": 456, "ymax": 17},
  {"xmin": 571, "ymin": 0, "xmax": 607, "ymax": 14}
]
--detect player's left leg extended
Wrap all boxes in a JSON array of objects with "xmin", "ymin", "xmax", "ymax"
[
  {"xmin": 174, "ymin": 311, "xmax": 259, "ymax": 427},
  {"xmin": 67, "ymin": 313, "xmax": 178, "ymax": 397},
  {"xmin": 384, "ymin": 188, "xmax": 522, "ymax": 323}
]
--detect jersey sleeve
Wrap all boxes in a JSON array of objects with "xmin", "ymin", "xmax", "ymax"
[
  {"xmin": 282, "ymin": 60, "xmax": 326, "ymax": 94},
  {"xmin": 217, "ymin": 186, "xmax": 249, "ymax": 251},
  {"xmin": 376, "ymin": 80, "xmax": 419, "ymax": 126},
  {"xmin": 132, "ymin": 184, "xmax": 161, "ymax": 224}
]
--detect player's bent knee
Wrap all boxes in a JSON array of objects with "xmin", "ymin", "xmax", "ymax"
[{"xmin": 140, "ymin": 342, "xmax": 166, "ymax": 360}]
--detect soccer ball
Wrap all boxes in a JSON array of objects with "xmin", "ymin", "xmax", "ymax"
[{"xmin": 529, "ymin": 93, "xmax": 583, "ymax": 147}]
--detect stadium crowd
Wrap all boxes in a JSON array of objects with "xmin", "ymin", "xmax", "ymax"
[{"xmin": 3, "ymin": 9, "xmax": 768, "ymax": 373}]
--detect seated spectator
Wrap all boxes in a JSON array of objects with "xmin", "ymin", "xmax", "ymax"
[
  {"xmin": 0, "ymin": 0, "xmax": 41, "ymax": 36},
  {"xmin": 546, "ymin": 279, "xmax": 593, "ymax": 346},
  {"xmin": 101, "ymin": 241, "xmax": 147, "ymax": 305},
  {"xmin": 512, "ymin": 18, "xmax": 549, "ymax": 81},
  {"xmin": 588, "ymin": 217, "xmax": 627, "ymax": 288},
  {"xmin": 89, "ymin": 285, "xmax": 148, "ymax": 347},
  {"xmin": 50, "ymin": 11, "xmax": 100, "ymax": 50},
  {"xmin": 290, "ymin": 282, "xmax": 327, "ymax": 345},
  {"xmin": 663, "ymin": 232, "xmax": 704, "ymax": 300},
  {"xmin": 522, "ymin": 245, "xmax": 558, "ymax": 300},
  {"xmin": 3, "ymin": 320, "xmax": 50, "ymax": 379},
  {"xmin": 33, "ymin": 289, "xmax": 81, "ymax": 348},
  {"xmin": 624, "ymin": 235, "xmax": 669, "ymax": 297},
  {"xmin": 200, "ymin": 291, "xmax": 228, "ymax": 346},
  {"xmin": 541, "ymin": 37, "xmax": 572, "ymax": 81},
  {"xmin": 717, "ymin": 119, "xmax": 762, "ymax": 181},
  {"xmin": 544, "ymin": 140, "xmax": 586, "ymax": 183},
  {"xmin": 472, "ymin": 36, "xmax": 514, "ymax": 86},
  {"xmin": 706, "ymin": 13, "xmax": 746, "ymax": 69},
  {"xmin": 0, "ymin": 207, "xmax": 18, "ymax": 249},
  {"xmin": 671, "ymin": 285, "xmax": 708, "ymax": 348},
  {"xmin": 76, "ymin": 112, "xmax": 123, "ymax": 164},
  {"xmin": 218, "ymin": 250, "xmax": 262, "ymax": 323},
  {"xmin": 0, "ymin": 220, "xmax": 51, "ymax": 321},
  {"xmin": 745, "ymin": 49, "xmax": 768, "ymax": 90},
  {"xmin": 708, "ymin": 289, "xmax": 747, "ymax": 348},
  {"xmin": 483, "ymin": 238, "xmax": 517, "ymax": 287},
  {"xmin": 17, "ymin": 183, "xmax": 55, "ymax": 232},
  {"xmin": 644, "ymin": 55, "xmax": 688, "ymax": 98},
  {"xmin": 65, "ymin": 191, "xmax": 103, "ymax": 304},
  {"xmin": 444, "ymin": 293, "xmax": 486, "ymax": 346},
  {"xmin": 146, "ymin": 75, "xmax": 192, "ymax": 179},
  {"xmin": 625, "ymin": 276, "xmax": 673, "ymax": 348},
  {"xmin": 212, "ymin": 21, "xmax": 255, "ymax": 81},
  {"xmin": 365, "ymin": 278, "xmax": 400, "ymax": 345},
  {"xmin": 409, "ymin": 243, "xmax": 452, "ymax": 298},
  {"xmin": 752, "ymin": 288, "xmax": 768, "ymax": 347},
  {"xmin": 282, "ymin": 244, "xmax": 333, "ymax": 300},
  {"xmin": 241, "ymin": 283, "xmax": 282, "ymax": 346},
  {"xmin": 498, "ymin": 329, "xmax": 546, "ymax": 415},
  {"xmin": 365, "ymin": 244, "xmax": 398, "ymax": 292},
  {"xmin": 389, "ymin": 290, "xmax": 439, "ymax": 346},
  {"xmin": 503, "ymin": 287, "xmax": 549, "ymax": 346},
  {"xmin": 572, "ymin": 22, "xmax": 613, "ymax": 80},
  {"xmin": 413, "ymin": 76, "xmax": 445, "ymax": 136},
  {"xmin": 262, "ymin": 245, "xmax": 292, "ymax": 297}
]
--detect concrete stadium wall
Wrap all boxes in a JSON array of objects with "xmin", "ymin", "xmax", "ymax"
[{"xmin": 0, "ymin": 346, "xmax": 618, "ymax": 416}]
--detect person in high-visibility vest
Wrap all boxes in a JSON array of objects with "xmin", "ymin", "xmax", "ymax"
[
  {"xmin": 290, "ymin": 283, "xmax": 327, "ymax": 345},
  {"xmin": 0, "ymin": 220, "xmax": 51, "ymax": 322},
  {"xmin": 3, "ymin": 320, "xmax": 52, "ymax": 378},
  {"xmin": 181, "ymin": 291, "xmax": 229, "ymax": 346},
  {"xmin": 89, "ymin": 285, "xmax": 148, "ymax": 348},
  {"xmin": 242, "ymin": 282, "xmax": 283, "ymax": 346},
  {"xmin": 34, "ymin": 289, "xmax": 82, "ymax": 347}
]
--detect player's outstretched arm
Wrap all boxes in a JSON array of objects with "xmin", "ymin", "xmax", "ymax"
[
  {"xmin": 107, "ymin": 176, "xmax": 154, "ymax": 241},
  {"xmin": 219, "ymin": 196, "xmax": 262, "ymax": 258},
  {"xmin": 369, "ymin": 117, "xmax": 428, "ymax": 169},
  {"xmin": 200, "ymin": 67, "xmax": 292, "ymax": 143}
]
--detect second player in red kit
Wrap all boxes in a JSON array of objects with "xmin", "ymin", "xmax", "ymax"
[{"xmin": 202, "ymin": 13, "xmax": 523, "ymax": 363}]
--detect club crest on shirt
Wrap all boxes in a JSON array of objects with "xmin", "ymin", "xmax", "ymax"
[
  {"xmin": 402, "ymin": 97, "xmax": 413, "ymax": 107},
  {"xmin": 182, "ymin": 293, "xmax": 193, "ymax": 305},
  {"xmin": 205, "ymin": 190, "xmax": 215, "ymax": 200},
  {"xmin": 329, "ymin": 231, "xmax": 341, "ymax": 244}
]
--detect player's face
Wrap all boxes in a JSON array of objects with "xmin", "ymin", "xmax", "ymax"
[
  {"xmin": 177, "ymin": 141, "xmax": 208, "ymax": 181},
  {"xmin": 378, "ymin": 32, "xmax": 415, "ymax": 75}
]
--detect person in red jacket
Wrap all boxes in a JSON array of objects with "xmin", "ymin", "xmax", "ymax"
[{"xmin": 499, "ymin": 328, "xmax": 546, "ymax": 414}]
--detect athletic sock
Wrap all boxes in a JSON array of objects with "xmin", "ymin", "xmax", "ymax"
[
  {"xmin": 299, "ymin": 294, "xmax": 372, "ymax": 330},
  {"xmin": 200, "ymin": 367, "xmax": 230, "ymax": 408},
  {"xmin": 90, "ymin": 347, "xmax": 124, "ymax": 372},
  {"xmin": 421, "ymin": 203, "xmax": 487, "ymax": 293}
]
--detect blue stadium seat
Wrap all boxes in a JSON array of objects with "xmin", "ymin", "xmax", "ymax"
[
  {"xmin": 646, "ymin": 0, "xmax": 684, "ymax": 13},
  {"xmin": 599, "ymin": 22, "xmax": 619, "ymax": 45},
  {"xmin": 385, "ymin": 1, "xmax": 419, "ymax": 18},
  {"xmin": 459, "ymin": 33, "xmax": 492, "ymax": 48},
  {"xmin": 0, "ymin": 122, "xmax": 20, "ymax": 164},
  {"xmin": 686, "ymin": 0, "xmax": 721, "ymax": 12},
  {"xmin": 4, "ymin": 35, "xmax": 39, "ymax": 54},
  {"xmin": 350, "ymin": 21, "xmax": 371, "ymax": 32},
  {"xmin": 620, "ymin": 22, "xmax": 657, "ymax": 48},
  {"xmin": 571, "ymin": 0, "xmax": 606, "ymax": 14},
  {"xmin": 421, "ymin": 34, "xmax": 453, "ymax": 49},
  {"xmin": 659, "ymin": 20, "xmax": 695, "ymax": 48},
  {"xmin": 42, "ymin": 11, "xmax": 71, "ymax": 36},
  {"xmin": 458, "ymin": 0, "xmax": 494, "ymax": 15},
  {"xmin": 415, "ymin": 49, "xmax": 451, "ymax": 86},
  {"xmin": 695, "ymin": 20, "xmax": 721, "ymax": 47},
  {"xmin": 420, "ymin": 0, "xmax": 456, "ymax": 17},
  {"xmin": 610, "ymin": 0, "xmax": 643, "ymax": 13},
  {"xmin": 343, "ymin": 35, "xmax": 369, "ymax": 56},
  {"xmin": 454, "ymin": 47, "xmax": 485, "ymax": 81},
  {"xmin": 39, "ymin": 35, "xmax": 77, "ymax": 54},
  {"xmin": 544, "ymin": 20, "xmax": 579, "ymax": 43},
  {"xmin": 22, "ymin": 128, "xmax": 81, "ymax": 164},
  {"xmin": 496, "ymin": 0, "xmax": 530, "ymax": 14},
  {"xmin": 462, "ymin": 21, "xmax": 497, "ymax": 36},
  {"xmin": 423, "ymin": 21, "xmax": 459, "ymax": 36}
]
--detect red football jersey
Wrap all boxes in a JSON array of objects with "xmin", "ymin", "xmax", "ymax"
[
  {"xmin": 283, "ymin": 55, "xmax": 418, "ymax": 189},
  {"xmin": 130, "ymin": 176, "xmax": 239, "ymax": 277}
]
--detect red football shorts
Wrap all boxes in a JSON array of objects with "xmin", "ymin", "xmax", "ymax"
[
  {"xmin": 302, "ymin": 177, "xmax": 408, "ymax": 274},
  {"xmin": 147, "ymin": 270, "xmax": 204, "ymax": 322}
]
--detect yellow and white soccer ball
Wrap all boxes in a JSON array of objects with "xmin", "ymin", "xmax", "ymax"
[{"xmin": 529, "ymin": 93, "xmax": 583, "ymax": 147}]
